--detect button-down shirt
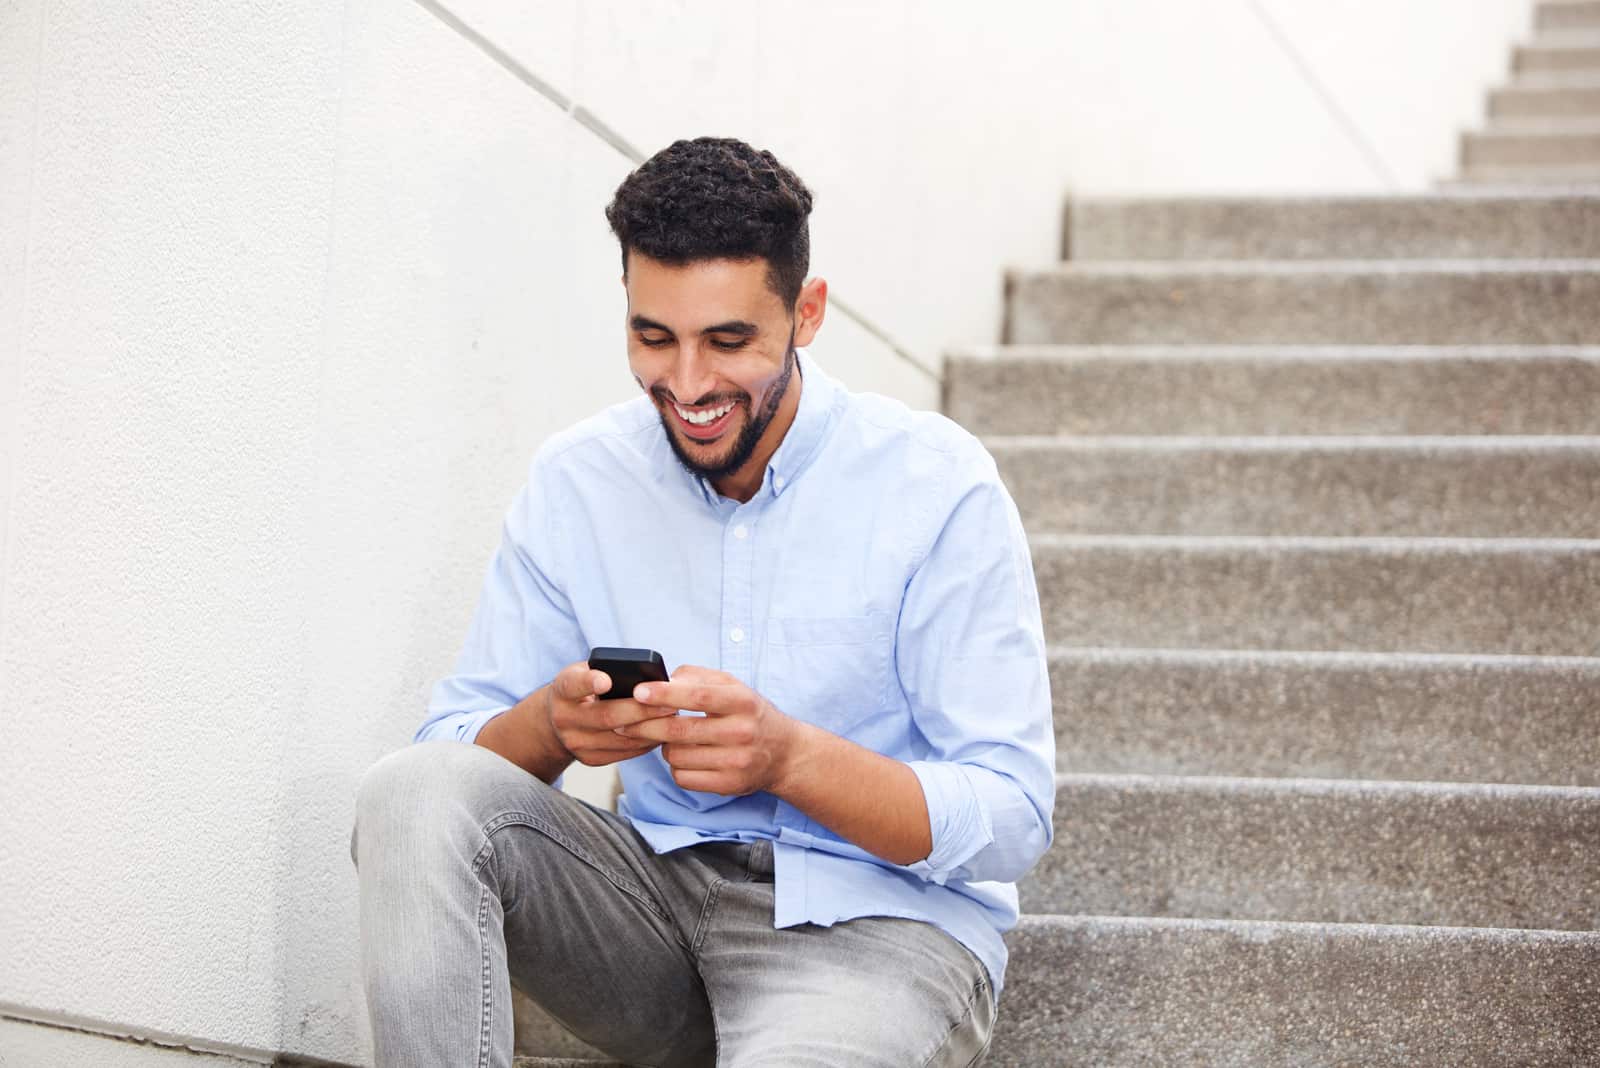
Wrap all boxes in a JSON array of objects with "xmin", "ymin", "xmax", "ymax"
[{"xmin": 418, "ymin": 346, "xmax": 1056, "ymax": 997}]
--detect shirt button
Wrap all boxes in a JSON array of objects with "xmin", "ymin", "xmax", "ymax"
[
  {"xmin": 773, "ymin": 475, "xmax": 786, "ymax": 490},
  {"xmin": 733, "ymin": 524, "xmax": 749, "ymax": 539},
  {"xmin": 730, "ymin": 626, "xmax": 745, "ymax": 643}
]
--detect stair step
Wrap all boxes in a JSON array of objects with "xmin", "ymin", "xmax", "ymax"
[
  {"xmin": 1026, "ymin": 774, "xmax": 1600, "ymax": 928},
  {"xmin": 994, "ymin": 916, "xmax": 1600, "ymax": 1066},
  {"xmin": 989, "ymin": 435, "xmax": 1600, "ymax": 537},
  {"xmin": 1004, "ymin": 261, "xmax": 1600, "ymax": 345},
  {"xmin": 1050, "ymin": 647, "xmax": 1600, "ymax": 786},
  {"xmin": 944, "ymin": 345, "xmax": 1600, "ymax": 436},
  {"xmin": 1539, "ymin": 1, "xmax": 1600, "ymax": 31},
  {"xmin": 1451, "ymin": 162, "xmax": 1600, "ymax": 185},
  {"xmin": 1490, "ymin": 80, "xmax": 1600, "ymax": 117},
  {"xmin": 1067, "ymin": 193, "xmax": 1600, "ymax": 260},
  {"xmin": 1515, "ymin": 34, "xmax": 1600, "ymax": 75},
  {"xmin": 1463, "ymin": 123, "xmax": 1600, "ymax": 165},
  {"xmin": 1030, "ymin": 535, "xmax": 1600, "ymax": 655}
]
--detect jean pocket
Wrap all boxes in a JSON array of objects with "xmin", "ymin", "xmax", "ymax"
[{"xmin": 762, "ymin": 612, "xmax": 894, "ymax": 737}]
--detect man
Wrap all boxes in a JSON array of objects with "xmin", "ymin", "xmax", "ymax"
[{"xmin": 351, "ymin": 136, "xmax": 1055, "ymax": 1067}]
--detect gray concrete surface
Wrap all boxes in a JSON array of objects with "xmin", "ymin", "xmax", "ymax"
[
  {"xmin": 1540, "ymin": 1, "xmax": 1600, "ymax": 32},
  {"xmin": 944, "ymin": 346, "xmax": 1600, "ymax": 436},
  {"xmin": 989, "ymin": 434, "xmax": 1600, "ymax": 537},
  {"xmin": 992, "ymin": 917, "xmax": 1600, "ymax": 1066},
  {"xmin": 1491, "ymin": 80, "xmax": 1600, "ymax": 118},
  {"xmin": 1067, "ymin": 194, "xmax": 1600, "ymax": 260},
  {"xmin": 1048, "ymin": 647, "xmax": 1600, "ymax": 786},
  {"xmin": 1004, "ymin": 261, "xmax": 1600, "ymax": 345},
  {"xmin": 1463, "ymin": 123, "xmax": 1600, "ymax": 166},
  {"xmin": 1026, "ymin": 774, "xmax": 1600, "ymax": 928},
  {"xmin": 1030, "ymin": 534, "xmax": 1600, "ymax": 655}
]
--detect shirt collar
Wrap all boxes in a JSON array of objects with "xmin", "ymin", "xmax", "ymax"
[{"xmin": 686, "ymin": 345, "xmax": 842, "ymax": 506}]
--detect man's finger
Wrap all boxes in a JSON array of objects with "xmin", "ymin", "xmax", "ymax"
[
  {"xmin": 556, "ymin": 663, "xmax": 602, "ymax": 702},
  {"xmin": 567, "ymin": 728, "xmax": 661, "ymax": 753},
  {"xmin": 616, "ymin": 713, "xmax": 726, "ymax": 745},
  {"xmin": 633, "ymin": 679, "xmax": 742, "ymax": 715},
  {"xmin": 660, "ymin": 743, "xmax": 749, "ymax": 771},
  {"xmin": 588, "ymin": 697, "xmax": 677, "ymax": 731}
]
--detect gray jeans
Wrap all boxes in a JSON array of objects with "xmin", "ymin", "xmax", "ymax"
[{"xmin": 350, "ymin": 739, "xmax": 996, "ymax": 1067}]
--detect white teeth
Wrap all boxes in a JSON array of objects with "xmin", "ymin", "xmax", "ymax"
[{"xmin": 674, "ymin": 401, "xmax": 734, "ymax": 426}]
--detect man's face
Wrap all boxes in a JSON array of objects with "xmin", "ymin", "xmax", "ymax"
[{"xmin": 624, "ymin": 253, "xmax": 803, "ymax": 484}]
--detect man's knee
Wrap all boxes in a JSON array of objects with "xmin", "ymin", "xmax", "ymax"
[{"xmin": 350, "ymin": 739, "xmax": 553, "ymax": 865}]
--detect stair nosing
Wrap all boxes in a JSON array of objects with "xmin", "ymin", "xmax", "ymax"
[
  {"xmin": 1043, "ymin": 644, "xmax": 1600, "ymax": 669},
  {"xmin": 1011, "ymin": 913, "xmax": 1600, "ymax": 943},
  {"xmin": 1006, "ymin": 258, "xmax": 1600, "ymax": 277},
  {"xmin": 946, "ymin": 342, "xmax": 1600, "ymax": 361},
  {"xmin": 980, "ymin": 432, "xmax": 1600, "ymax": 449},
  {"xmin": 1028, "ymin": 532, "xmax": 1600, "ymax": 550},
  {"xmin": 1050, "ymin": 769, "xmax": 1600, "ymax": 801}
]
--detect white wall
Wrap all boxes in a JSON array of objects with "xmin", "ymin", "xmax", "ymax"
[{"xmin": 0, "ymin": 0, "xmax": 1533, "ymax": 1064}]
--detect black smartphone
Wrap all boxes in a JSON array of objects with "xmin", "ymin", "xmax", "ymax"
[{"xmin": 587, "ymin": 647, "xmax": 670, "ymax": 701}]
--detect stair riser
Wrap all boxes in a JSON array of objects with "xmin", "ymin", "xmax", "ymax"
[
  {"xmin": 1539, "ymin": 2, "xmax": 1600, "ymax": 31},
  {"xmin": 1452, "ymin": 162, "xmax": 1600, "ymax": 183},
  {"xmin": 995, "ymin": 919, "xmax": 1600, "ymax": 1066},
  {"xmin": 1069, "ymin": 196, "xmax": 1600, "ymax": 260},
  {"xmin": 1026, "ymin": 777, "xmax": 1600, "ymax": 928},
  {"xmin": 1490, "ymin": 85, "xmax": 1600, "ymax": 118},
  {"xmin": 1515, "ymin": 45, "xmax": 1600, "ymax": 75},
  {"xmin": 1005, "ymin": 268, "xmax": 1600, "ymax": 345},
  {"xmin": 1050, "ymin": 651, "xmax": 1600, "ymax": 786},
  {"xmin": 994, "ymin": 441, "xmax": 1600, "ymax": 537},
  {"xmin": 1463, "ymin": 130, "xmax": 1600, "ymax": 165},
  {"xmin": 1031, "ymin": 540, "xmax": 1600, "ymax": 655},
  {"xmin": 945, "ymin": 350, "xmax": 1600, "ymax": 436}
]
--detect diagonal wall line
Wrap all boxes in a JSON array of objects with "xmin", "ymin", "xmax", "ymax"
[
  {"xmin": 1245, "ymin": 0, "xmax": 1401, "ymax": 190},
  {"xmin": 409, "ymin": 0, "xmax": 940, "ymax": 384}
]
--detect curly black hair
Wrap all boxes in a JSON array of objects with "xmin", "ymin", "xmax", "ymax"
[{"xmin": 605, "ymin": 137, "xmax": 814, "ymax": 308}]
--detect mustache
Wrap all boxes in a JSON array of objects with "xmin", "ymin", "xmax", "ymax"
[{"xmin": 651, "ymin": 386, "xmax": 747, "ymax": 409}]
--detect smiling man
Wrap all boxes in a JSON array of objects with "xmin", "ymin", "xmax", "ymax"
[{"xmin": 350, "ymin": 137, "xmax": 1056, "ymax": 1067}]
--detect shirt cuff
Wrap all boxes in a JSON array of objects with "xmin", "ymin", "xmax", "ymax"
[
  {"xmin": 447, "ymin": 706, "xmax": 514, "ymax": 746},
  {"xmin": 904, "ymin": 760, "xmax": 995, "ymax": 884}
]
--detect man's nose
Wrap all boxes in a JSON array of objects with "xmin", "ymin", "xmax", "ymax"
[{"xmin": 667, "ymin": 343, "xmax": 718, "ymax": 404}]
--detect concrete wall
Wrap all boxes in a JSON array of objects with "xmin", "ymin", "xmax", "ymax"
[{"xmin": 0, "ymin": 0, "xmax": 1533, "ymax": 1063}]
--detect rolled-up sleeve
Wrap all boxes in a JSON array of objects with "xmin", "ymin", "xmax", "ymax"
[
  {"xmin": 896, "ymin": 449, "xmax": 1056, "ymax": 886},
  {"xmin": 415, "ymin": 450, "xmax": 586, "ymax": 754}
]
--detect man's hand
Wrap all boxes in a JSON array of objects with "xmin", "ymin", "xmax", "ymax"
[
  {"xmin": 545, "ymin": 659, "xmax": 678, "ymax": 767},
  {"xmin": 616, "ymin": 665, "xmax": 801, "ymax": 795}
]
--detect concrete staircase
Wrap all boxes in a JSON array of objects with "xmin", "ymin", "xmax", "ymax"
[
  {"xmin": 937, "ymin": 184, "xmax": 1600, "ymax": 1063},
  {"xmin": 513, "ymin": 13, "xmax": 1600, "ymax": 1067},
  {"xmin": 1460, "ymin": 0, "xmax": 1600, "ymax": 185}
]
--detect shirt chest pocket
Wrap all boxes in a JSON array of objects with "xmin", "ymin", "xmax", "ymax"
[{"xmin": 762, "ymin": 612, "xmax": 894, "ymax": 738}]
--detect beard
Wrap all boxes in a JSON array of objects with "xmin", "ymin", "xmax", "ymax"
[{"xmin": 657, "ymin": 338, "xmax": 798, "ymax": 484}]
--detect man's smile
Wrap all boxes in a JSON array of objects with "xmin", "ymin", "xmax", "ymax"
[{"xmin": 667, "ymin": 398, "xmax": 741, "ymax": 441}]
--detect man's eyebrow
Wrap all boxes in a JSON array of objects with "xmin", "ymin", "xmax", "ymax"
[
  {"xmin": 629, "ymin": 315, "xmax": 760, "ymax": 338},
  {"xmin": 700, "ymin": 320, "xmax": 758, "ymax": 337}
]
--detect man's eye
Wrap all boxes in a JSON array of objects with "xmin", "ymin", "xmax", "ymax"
[
  {"xmin": 638, "ymin": 335, "xmax": 672, "ymax": 348},
  {"xmin": 710, "ymin": 338, "xmax": 749, "ymax": 352}
]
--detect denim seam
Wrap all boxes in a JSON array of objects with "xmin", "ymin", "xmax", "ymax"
[
  {"xmin": 917, "ymin": 971, "xmax": 986, "ymax": 1068},
  {"xmin": 689, "ymin": 876, "xmax": 727, "ymax": 958},
  {"xmin": 476, "ymin": 880, "xmax": 493, "ymax": 1068},
  {"xmin": 475, "ymin": 809, "xmax": 671, "ymax": 925},
  {"xmin": 964, "ymin": 1027, "xmax": 995, "ymax": 1068}
]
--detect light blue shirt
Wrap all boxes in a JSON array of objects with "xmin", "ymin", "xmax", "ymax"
[{"xmin": 418, "ymin": 347, "xmax": 1056, "ymax": 997}]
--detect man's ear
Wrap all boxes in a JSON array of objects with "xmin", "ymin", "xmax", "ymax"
[{"xmin": 793, "ymin": 276, "xmax": 828, "ymax": 347}]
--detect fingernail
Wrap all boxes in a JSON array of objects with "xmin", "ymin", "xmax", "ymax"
[{"xmin": 634, "ymin": 684, "xmax": 651, "ymax": 701}]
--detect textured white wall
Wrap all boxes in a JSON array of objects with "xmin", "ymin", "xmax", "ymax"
[{"xmin": 0, "ymin": 0, "xmax": 1533, "ymax": 1064}]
